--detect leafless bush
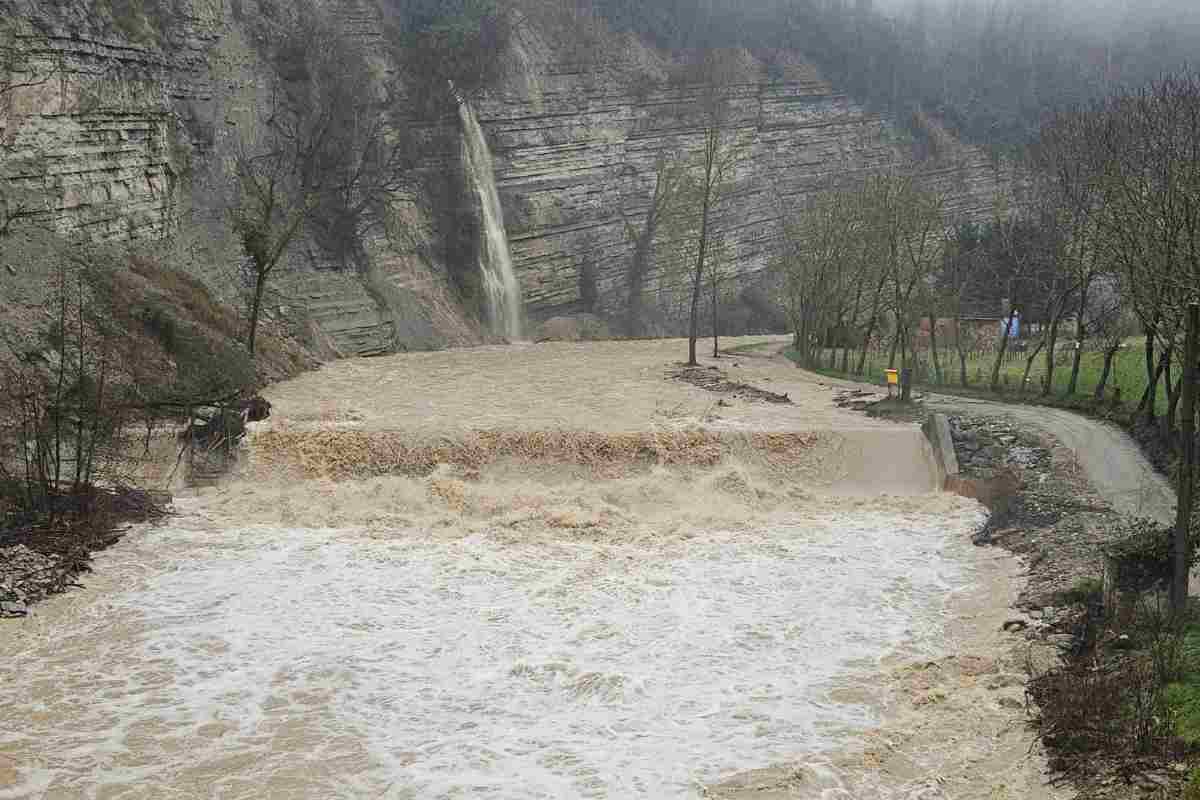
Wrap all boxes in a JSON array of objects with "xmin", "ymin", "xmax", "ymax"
[
  {"xmin": 0, "ymin": 262, "xmax": 133, "ymax": 517},
  {"xmin": 1028, "ymin": 594, "xmax": 1192, "ymax": 778}
]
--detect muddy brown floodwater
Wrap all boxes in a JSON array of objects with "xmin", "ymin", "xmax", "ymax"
[{"xmin": 0, "ymin": 337, "xmax": 1071, "ymax": 799}]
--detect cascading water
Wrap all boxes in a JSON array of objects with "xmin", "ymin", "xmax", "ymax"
[
  {"xmin": 459, "ymin": 100, "xmax": 524, "ymax": 340},
  {"xmin": 0, "ymin": 342, "xmax": 1058, "ymax": 799}
]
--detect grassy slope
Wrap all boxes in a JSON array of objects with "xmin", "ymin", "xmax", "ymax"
[{"xmin": 792, "ymin": 344, "xmax": 1163, "ymax": 415}]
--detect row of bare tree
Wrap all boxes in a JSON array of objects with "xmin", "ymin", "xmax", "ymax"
[
  {"xmin": 1036, "ymin": 71, "xmax": 1200, "ymax": 439},
  {"xmin": 772, "ymin": 170, "xmax": 948, "ymax": 401},
  {"xmin": 768, "ymin": 74, "xmax": 1200, "ymax": 417}
]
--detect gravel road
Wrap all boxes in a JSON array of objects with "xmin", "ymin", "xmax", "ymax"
[{"xmin": 927, "ymin": 397, "xmax": 1177, "ymax": 525}]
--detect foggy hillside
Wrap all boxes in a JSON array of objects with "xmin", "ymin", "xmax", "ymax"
[{"xmin": 591, "ymin": 0, "xmax": 1200, "ymax": 151}]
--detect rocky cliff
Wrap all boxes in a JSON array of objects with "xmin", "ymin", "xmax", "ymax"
[
  {"xmin": 0, "ymin": 0, "xmax": 1013, "ymax": 355},
  {"xmin": 478, "ymin": 36, "xmax": 1011, "ymax": 329}
]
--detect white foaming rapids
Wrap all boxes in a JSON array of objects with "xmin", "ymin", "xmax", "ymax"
[
  {"xmin": 459, "ymin": 101, "xmax": 523, "ymax": 340},
  {"xmin": 0, "ymin": 493, "xmax": 986, "ymax": 799}
]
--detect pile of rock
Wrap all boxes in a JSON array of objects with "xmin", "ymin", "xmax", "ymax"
[
  {"xmin": 948, "ymin": 416, "xmax": 1051, "ymax": 474},
  {"xmin": 0, "ymin": 544, "xmax": 63, "ymax": 618}
]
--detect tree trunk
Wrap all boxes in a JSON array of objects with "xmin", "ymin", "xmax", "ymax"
[
  {"xmin": 1042, "ymin": 315, "xmax": 1063, "ymax": 397},
  {"xmin": 1020, "ymin": 340, "xmax": 1046, "ymax": 394},
  {"xmin": 1171, "ymin": 303, "xmax": 1199, "ymax": 619},
  {"xmin": 1166, "ymin": 373, "xmax": 1183, "ymax": 446},
  {"xmin": 954, "ymin": 318, "xmax": 970, "ymax": 387},
  {"xmin": 888, "ymin": 320, "xmax": 900, "ymax": 369},
  {"xmin": 1066, "ymin": 288, "xmax": 1088, "ymax": 396},
  {"xmin": 1137, "ymin": 350, "xmax": 1170, "ymax": 419},
  {"xmin": 1094, "ymin": 344, "xmax": 1119, "ymax": 402},
  {"xmin": 1142, "ymin": 328, "xmax": 1158, "ymax": 422},
  {"xmin": 990, "ymin": 312, "xmax": 1017, "ymax": 392},
  {"xmin": 856, "ymin": 316, "xmax": 877, "ymax": 375},
  {"xmin": 927, "ymin": 312, "xmax": 943, "ymax": 385},
  {"xmin": 798, "ymin": 314, "xmax": 810, "ymax": 366},
  {"xmin": 711, "ymin": 279, "xmax": 719, "ymax": 358},
  {"xmin": 1162, "ymin": 345, "xmax": 1178, "ymax": 442},
  {"xmin": 247, "ymin": 271, "xmax": 267, "ymax": 356},
  {"xmin": 843, "ymin": 281, "xmax": 864, "ymax": 375},
  {"xmin": 687, "ymin": 192, "xmax": 712, "ymax": 367}
]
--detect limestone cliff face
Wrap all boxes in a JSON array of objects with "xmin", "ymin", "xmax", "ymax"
[
  {"xmin": 475, "ymin": 32, "xmax": 1011, "ymax": 328},
  {"xmin": 1, "ymin": 0, "xmax": 479, "ymax": 357},
  {"xmin": 0, "ymin": 5, "xmax": 211, "ymax": 241},
  {"xmin": 0, "ymin": 1, "xmax": 1012, "ymax": 355}
]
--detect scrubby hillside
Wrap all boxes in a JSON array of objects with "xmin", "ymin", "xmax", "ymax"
[{"xmin": 0, "ymin": 226, "xmax": 313, "ymax": 392}]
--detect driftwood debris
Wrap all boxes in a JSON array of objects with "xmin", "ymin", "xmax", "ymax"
[
  {"xmin": 0, "ymin": 487, "xmax": 169, "ymax": 617},
  {"xmin": 668, "ymin": 365, "xmax": 792, "ymax": 404}
]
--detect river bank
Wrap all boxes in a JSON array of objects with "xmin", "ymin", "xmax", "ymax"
[{"xmin": 0, "ymin": 488, "xmax": 169, "ymax": 619}]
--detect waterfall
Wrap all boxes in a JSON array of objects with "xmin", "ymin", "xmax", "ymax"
[{"xmin": 458, "ymin": 101, "xmax": 524, "ymax": 340}]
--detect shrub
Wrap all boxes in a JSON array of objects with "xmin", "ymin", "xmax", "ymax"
[
  {"xmin": 1185, "ymin": 767, "xmax": 1200, "ymax": 800},
  {"xmin": 1105, "ymin": 517, "xmax": 1200, "ymax": 594},
  {"xmin": 1166, "ymin": 680, "xmax": 1200, "ymax": 745},
  {"xmin": 105, "ymin": 0, "xmax": 180, "ymax": 45},
  {"xmin": 378, "ymin": 0, "xmax": 509, "ymax": 112},
  {"xmin": 1028, "ymin": 602, "xmax": 1199, "ymax": 775},
  {"xmin": 1057, "ymin": 577, "xmax": 1104, "ymax": 606}
]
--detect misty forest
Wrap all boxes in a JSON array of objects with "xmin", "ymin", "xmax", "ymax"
[{"xmin": 6, "ymin": 0, "xmax": 1200, "ymax": 798}]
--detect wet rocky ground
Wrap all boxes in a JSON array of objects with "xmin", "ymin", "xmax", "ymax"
[
  {"xmin": 0, "ymin": 489, "xmax": 169, "ymax": 619},
  {"xmin": 948, "ymin": 414, "xmax": 1189, "ymax": 799},
  {"xmin": 0, "ymin": 544, "xmax": 63, "ymax": 618},
  {"xmin": 949, "ymin": 414, "xmax": 1116, "ymax": 610}
]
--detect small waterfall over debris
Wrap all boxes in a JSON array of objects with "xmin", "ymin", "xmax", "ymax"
[{"xmin": 458, "ymin": 99, "xmax": 524, "ymax": 340}]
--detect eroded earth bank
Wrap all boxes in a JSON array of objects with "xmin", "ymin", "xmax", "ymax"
[{"xmin": 1, "ymin": 338, "xmax": 1070, "ymax": 799}]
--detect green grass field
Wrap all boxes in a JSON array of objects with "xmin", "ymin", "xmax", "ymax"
[{"xmin": 788, "ymin": 342, "xmax": 1167, "ymax": 415}]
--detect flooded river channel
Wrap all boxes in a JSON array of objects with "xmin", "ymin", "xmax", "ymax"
[{"xmin": 0, "ymin": 339, "xmax": 1063, "ymax": 799}]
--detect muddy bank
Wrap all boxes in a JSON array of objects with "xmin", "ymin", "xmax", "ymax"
[
  {"xmin": 914, "ymin": 406, "xmax": 1188, "ymax": 797},
  {"xmin": 0, "ymin": 488, "xmax": 168, "ymax": 618}
]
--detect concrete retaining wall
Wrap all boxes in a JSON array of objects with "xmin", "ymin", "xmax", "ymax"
[
  {"xmin": 922, "ymin": 414, "xmax": 960, "ymax": 488},
  {"xmin": 924, "ymin": 412, "xmax": 1022, "ymax": 510}
]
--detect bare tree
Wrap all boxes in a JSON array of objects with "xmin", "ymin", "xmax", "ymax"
[
  {"xmin": 941, "ymin": 222, "xmax": 983, "ymax": 387},
  {"xmin": 841, "ymin": 169, "xmax": 946, "ymax": 398},
  {"xmin": 1034, "ymin": 108, "xmax": 1114, "ymax": 397},
  {"xmin": 682, "ymin": 50, "xmax": 744, "ymax": 366},
  {"xmin": 773, "ymin": 178, "xmax": 862, "ymax": 369},
  {"xmin": 232, "ymin": 120, "xmax": 320, "ymax": 356},
  {"xmin": 1063, "ymin": 73, "xmax": 1200, "ymax": 431},
  {"xmin": 983, "ymin": 205, "xmax": 1057, "ymax": 393},
  {"xmin": 618, "ymin": 148, "xmax": 689, "ymax": 335},
  {"xmin": 1086, "ymin": 276, "xmax": 1134, "ymax": 403},
  {"xmin": 891, "ymin": 174, "xmax": 946, "ymax": 399},
  {"xmin": 707, "ymin": 231, "xmax": 734, "ymax": 357},
  {"xmin": 232, "ymin": 10, "xmax": 414, "ymax": 355}
]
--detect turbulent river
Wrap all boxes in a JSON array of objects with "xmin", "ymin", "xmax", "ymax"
[{"xmin": 0, "ymin": 340, "xmax": 1060, "ymax": 799}]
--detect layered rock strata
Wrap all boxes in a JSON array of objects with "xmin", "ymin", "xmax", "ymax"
[{"xmin": 1, "ymin": 1, "xmax": 1012, "ymax": 353}]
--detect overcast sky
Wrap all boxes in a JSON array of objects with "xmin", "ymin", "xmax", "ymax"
[{"xmin": 871, "ymin": 0, "xmax": 1200, "ymax": 32}]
